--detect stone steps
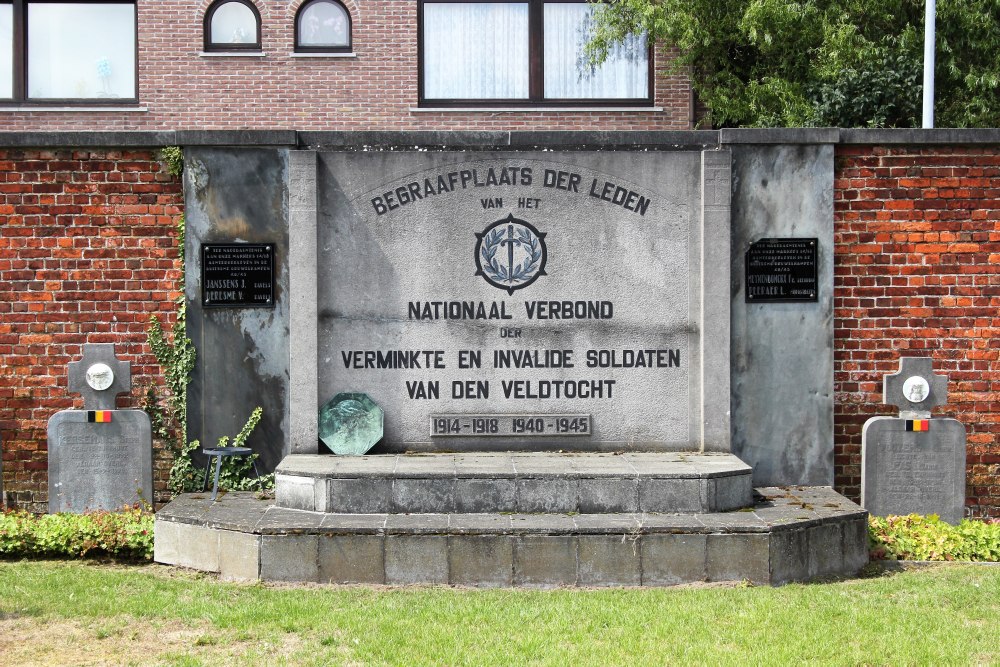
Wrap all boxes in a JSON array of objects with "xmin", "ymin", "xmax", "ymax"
[
  {"xmin": 275, "ymin": 452, "xmax": 754, "ymax": 514},
  {"xmin": 153, "ymin": 487, "xmax": 869, "ymax": 587},
  {"xmin": 156, "ymin": 454, "xmax": 869, "ymax": 587}
]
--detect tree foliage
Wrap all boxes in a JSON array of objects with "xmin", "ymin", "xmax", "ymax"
[{"xmin": 586, "ymin": 0, "xmax": 1000, "ymax": 128}]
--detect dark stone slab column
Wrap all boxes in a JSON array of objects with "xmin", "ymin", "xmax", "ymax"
[
  {"xmin": 730, "ymin": 144, "xmax": 835, "ymax": 486},
  {"xmin": 185, "ymin": 148, "xmax": 291, "ymax": 471}
]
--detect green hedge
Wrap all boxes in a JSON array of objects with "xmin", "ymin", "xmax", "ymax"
[
  {"xmin": 870, "ymin": 515, "xmax": 1000, "ymax": 562},
  {"xmin": 0, "ymin": 506, "xmax": 153, "ymax": 561}
]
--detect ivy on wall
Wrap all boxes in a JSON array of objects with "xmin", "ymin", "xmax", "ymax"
[{"xmin": 145, "ymin": 148, "xmax": 271, "ymax": 495}]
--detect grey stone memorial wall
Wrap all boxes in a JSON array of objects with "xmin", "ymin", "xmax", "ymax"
[
  {"xmin": 310, "ymin": 151, "xmax": 730, "ymax": 452},
  {"xmin": 184, "ymin": 137, "xmax": 838, "ymax": 483}
]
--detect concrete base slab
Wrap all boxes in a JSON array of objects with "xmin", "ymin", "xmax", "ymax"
[
  {"xmin": 155, "ymin": 486, "xmax": 867, "ymax": 587},
  {"xmin": 275, "ymin": 452, "xmax": 753, "ymax": 514}
]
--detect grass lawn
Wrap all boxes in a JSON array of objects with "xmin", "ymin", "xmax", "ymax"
[{"xmin": 0, "ymin": 561, "xmax": 998, "ymax": 666}]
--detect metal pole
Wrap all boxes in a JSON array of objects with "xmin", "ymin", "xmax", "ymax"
[{"xmin": 922, "ymin": 0, "xmax": 936, "ymax": 128}]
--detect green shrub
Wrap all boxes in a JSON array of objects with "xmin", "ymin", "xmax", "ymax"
[
  {"xmin": 174, "ymin": 406, "xmax": 274, "ymax": 494},
  {"xmin": 159, "ymin": 146, "xmax": 184, "ymax": 178},
  {"xmin": 0, "ymin": 506, "xmax": 154, "ymax": 561},
  {"xmin": 869, "ymin": 514, "xmax": 1000, "ymax": 562},
  {"xmin": 147, "ymin": 295, "xmax": 271, "ymax": 495}
]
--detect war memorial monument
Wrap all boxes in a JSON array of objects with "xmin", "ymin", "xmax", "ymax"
[{"xmin": 154, "ymin": 136, "xmax": 870, "ymax": 586}]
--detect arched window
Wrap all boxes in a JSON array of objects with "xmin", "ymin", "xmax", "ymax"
[
  {"xmin": 204, "ymin": 0, "xmax": 261, "ymax": 51},
  {"xmin": 294, "ymin": 0, "xmax": 351, "ymax": 53}
]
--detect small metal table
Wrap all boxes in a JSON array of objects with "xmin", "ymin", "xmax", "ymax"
[{"xmin": 201, "ymin": 446, "xmax": 262, "ymax": 501}]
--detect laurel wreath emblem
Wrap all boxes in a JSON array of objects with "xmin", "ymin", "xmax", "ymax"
[
  {"xmin": 475, "ymin": 214, "xmax": 547, "ymax": 295},
  {"xmin": 479, "ymin": 226, "xmax": 542, "ymax": 285}
]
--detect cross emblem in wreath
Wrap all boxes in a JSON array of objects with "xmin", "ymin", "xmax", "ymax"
[{"xmin": 474, "ymin": 214, "xmax": 548, "ymax": 295}]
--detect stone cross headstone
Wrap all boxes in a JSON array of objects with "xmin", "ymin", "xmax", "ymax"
[
  {"xmin": 67, "ymin": 344, "xmax": 133, "ymax": 410},
  {"xmin": 861, "ymin": 357, "xmax": 966, "ymax": 523},
  {"xmin": 48, "ymin": 343, "xmax": 153, "ymax": 513}
]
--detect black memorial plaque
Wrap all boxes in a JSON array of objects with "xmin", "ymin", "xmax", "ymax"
[
  {"xmin": 745, "ymin": 238, "xmax": 818, "ymax": 303},
  {"xmin": 201, "ymin": 243, "xmax": 275, "ymax": 308}
]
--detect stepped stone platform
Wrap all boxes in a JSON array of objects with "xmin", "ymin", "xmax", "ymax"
[
  {"xmin": 274, "ymin": 453, "xmax": 754, "ymax": 514},
  {"xmin": 154, "ymin": 486, "xmax": 869, "ymax": 587}
]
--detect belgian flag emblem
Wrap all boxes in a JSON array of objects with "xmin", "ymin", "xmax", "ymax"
[
  {"xmin": 905, "ymin": 419, "xmax": 929, "ymax": 432},
  {"xmin": 87, "ymin": 411, "xmax": 112, "ymax": 423}
]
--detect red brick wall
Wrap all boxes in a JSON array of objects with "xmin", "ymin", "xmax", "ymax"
[
  {"xmin": 0, "ymin": 1, "xmax": 692, "ymax": 132},
  {"xmin": 0, "ymin": 149, "xmax": 183, "ymax": 512},
  {"xmin": 3, "ymin": 141, "xmax": 999, "ymax": 518},
  {"xmin": 833, "ymin": 145, "xmax": 1000, "ymax": 518}
]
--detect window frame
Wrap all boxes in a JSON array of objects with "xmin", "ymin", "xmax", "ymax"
[
  {"xmin": 294, "ymin": 0, "xmax": 352, "ymax": 54},
  {"xmin": 203, "ymin": 0, "xmax": 262, "ymax": 53},
  {"xmin": 1, "ymin": 0, "xmax": 139, "ymax": 105},
  {"xmin": 416, "ymin": 0, "xmax": 653, "ymax": 108}
]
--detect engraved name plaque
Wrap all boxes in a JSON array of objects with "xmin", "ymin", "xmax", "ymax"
[
  {"xmin": 202, "ymin": 243, "xmax": 275, "ymax": 308},
  {"xmin": 745, "ymin": 238, "xmax": 818, "ymax": 302}
]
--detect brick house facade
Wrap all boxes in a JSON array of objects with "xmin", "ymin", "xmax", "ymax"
[{"xmin": 0, "ymin": 0, "xmax": 694, "ymax": 131}]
